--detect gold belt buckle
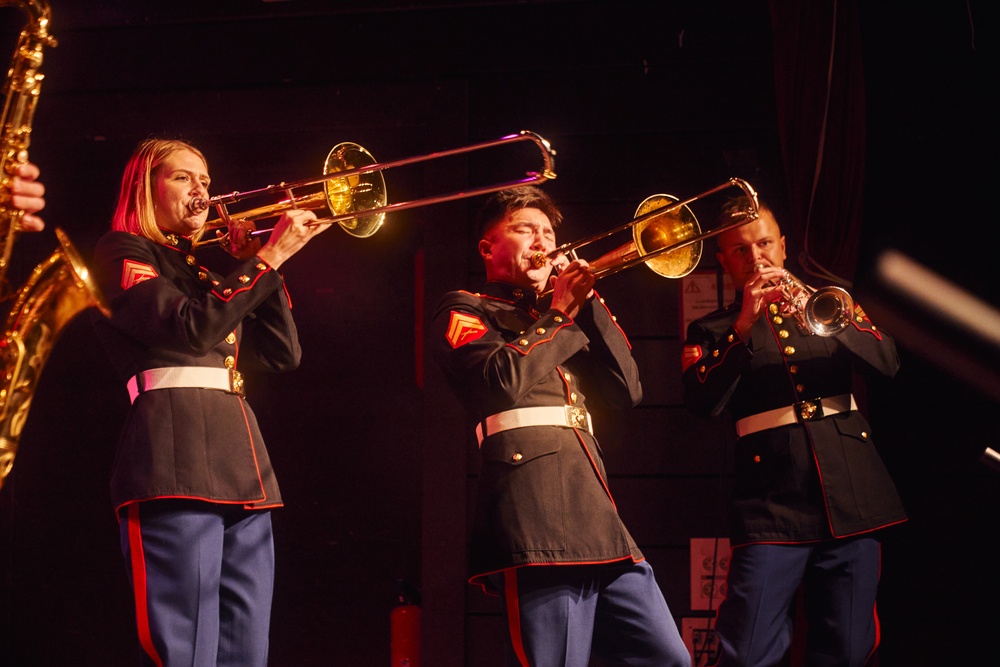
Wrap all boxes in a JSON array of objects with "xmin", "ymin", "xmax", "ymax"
[
  {"xmin": 229, "ymin": 369, "xmax": 245, "ymax": 397},
  {"xmin": 565, "ymin": 406, "xmax": 588, "ymax": 429},
  {"xmin": 795, "ymin": 399, "xmax": 823, "ymax": 422}
]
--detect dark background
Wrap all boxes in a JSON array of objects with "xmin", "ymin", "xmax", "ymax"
[{"xmin": 0, "ymin": 1, "xmax": 997, "ymax": 665}]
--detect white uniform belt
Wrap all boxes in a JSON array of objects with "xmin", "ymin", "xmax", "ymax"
[
  {"xmin": 127, "ymin": 366, "xmax": 244, "ymax": 404},
  {"xmin": 476, "ymin": 406, "xmax": 593, "ymax": 446},
  {"xmin": 735, "ymin": 393, "xmax": 856, "ymax": 438}
]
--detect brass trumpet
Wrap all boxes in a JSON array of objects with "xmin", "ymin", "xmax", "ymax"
[
  {"xmin": 192, "ymin": 130, "xmax": 557, "ymax": 249},
  {"xmin": 759, "ymin": 264, "xmax": 855, "ymax": 337},
  {"xmin": 532, "ymin": 177, "xmax": 759, "ymax": 283}
]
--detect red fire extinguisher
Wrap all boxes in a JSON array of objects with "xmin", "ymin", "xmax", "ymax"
[{"xmin": 390, "ymin": 579, "xmax": 420, "ymax": 667}]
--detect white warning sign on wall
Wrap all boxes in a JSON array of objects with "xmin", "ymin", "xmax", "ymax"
[{"xmin": 680, "ymin": 270, "xmax": 734, "ymax": 339}]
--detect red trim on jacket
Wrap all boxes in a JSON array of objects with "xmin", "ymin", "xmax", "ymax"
[
  {"xmin": 592, "ymin": 289, "xmax": 633, "ymax": 349},
  {"xmin": 692, "ymin": 333, "xmax": 743, "ymax": 384}
]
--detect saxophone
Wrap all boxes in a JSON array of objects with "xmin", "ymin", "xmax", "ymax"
[{"xmin": 0, "ymin": 0, "xmax": 109, "ymax": 491}]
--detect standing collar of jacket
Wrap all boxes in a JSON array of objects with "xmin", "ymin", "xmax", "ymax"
[
  {"xmin": 482, "ymin": 281, "xmax": 539, "ymax": 312},
  {"xmin": 159, "ymin": 230, "xmax": 194, "ymax": 253}
]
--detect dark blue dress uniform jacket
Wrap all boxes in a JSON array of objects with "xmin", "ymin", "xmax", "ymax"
[
  {"xmin": 92, "ymin": 231, "xmax": 300, "ymax": 512},
  {"xmin": 432, "ymin": 281, "xmax": 645, "ymax": 587},
  {"xmin": 682, "ymin": 294, "xmax": 907, "ymax": 545}
]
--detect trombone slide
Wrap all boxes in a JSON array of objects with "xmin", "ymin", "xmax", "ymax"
[{"xmin": 193, "ymin": 130, "xmax": 557, "ymax": 249}]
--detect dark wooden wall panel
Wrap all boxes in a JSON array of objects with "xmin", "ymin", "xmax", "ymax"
[
  {"xmin": 613, "ymin": 478, "xmax": 730, "ymax": 547},
  {"xmin": 599, "ymin": 407, "xmax": 736, "ymax": 477},
  {"xmin": 640, "ymin": 545, "xmax": 703, "ymax": 615},
  {"xmin": 630, "ymin": 338, "xmax": 685, "ymax": 404},
  {"xmin": 465, "ymin": 613, "xmax": 506, "ymax": 667}
]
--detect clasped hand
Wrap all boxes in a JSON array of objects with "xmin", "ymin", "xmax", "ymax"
[
  {"xmin": 220, "ymin": 218, "xmax": 263, "ymax": 260},
  {"xmin": 255, "ymin": 208, "xmax": 332, "ymax": 270}
]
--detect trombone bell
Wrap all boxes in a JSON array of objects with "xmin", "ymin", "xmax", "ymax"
[
  {"xmin": 198, "ymin": 142, "xmax": 387, "ymax": 240},
  {"xmin": 534, "ymin": 178, "xmax": 758, "ymax": 289},
  {"xmin": 323, "ymin": 142, "xmax": 387, "ymax": 238},
  {"xmin": 632, "ymin": 194, "xmax": 702, "ymax": 278},
  {"xmin": 588, "ymin": 194, "xmax": 702, "ymax": 279}
]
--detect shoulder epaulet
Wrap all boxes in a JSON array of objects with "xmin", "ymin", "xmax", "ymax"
[{"xmin": 847, "ymin": 302, "xmax": 884, "ymax": 340}]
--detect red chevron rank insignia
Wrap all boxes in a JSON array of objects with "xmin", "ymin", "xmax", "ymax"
[
  {"xmin": 446, "ymin": 311, "xmax": 487, "ymax": 348},
  {"xmin": 681, "ymin": 344, "xmax": 703, "ymax": 372},
  {"xmin": 121, "ymin": 259, "xmax": 158, "ymax": 290}
]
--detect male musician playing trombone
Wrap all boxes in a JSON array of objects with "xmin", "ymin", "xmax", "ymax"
[
  {"xmin": 432, "ymin": 185, "xmax": 690, "ymax": 667},
  {"xmin": 681, "ymin": 197, "xmax": 906, "ymax": 667}
]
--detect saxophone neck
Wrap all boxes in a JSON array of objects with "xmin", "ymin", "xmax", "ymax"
[{"xmin": 0, "ymin": 0, "xmax": 57, "ymax": 284}]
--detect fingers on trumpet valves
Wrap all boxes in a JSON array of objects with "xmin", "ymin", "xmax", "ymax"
[{"xmin": 751, "ymin": 263, "xmax": 785, "ymax": 289}]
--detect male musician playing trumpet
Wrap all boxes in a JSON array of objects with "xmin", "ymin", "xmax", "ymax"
[
  {"xmin": 432, "ymin": 185, "xmax": 690, "ymax": 667},
  {"xmin": 681, "ymin": 197, "xmax": 906, "ymax": 667},
  {"xmin": 91, "ymin": 138, "xmax": 328, "ymax": 666}
]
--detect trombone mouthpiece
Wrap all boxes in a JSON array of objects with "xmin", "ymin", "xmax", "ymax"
[
  {"xmin": 531, "ymin": 252, "xmax": 549, "ymax": 269},
  {"xmin": 189, "ymin": 197, "xmax": 209, "ymax": 214}
]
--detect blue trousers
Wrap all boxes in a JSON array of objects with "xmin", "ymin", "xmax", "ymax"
[
  {"xmin": 498, "ymin": 560, "xmax": 691, "ymax": 667},
  {"xmin": 119, "ymin": 499, "xmax": 275, "ymax": 667},
  {"xmin": 714, "ymin": 538, "xmax": 881, "ymax": 667}
]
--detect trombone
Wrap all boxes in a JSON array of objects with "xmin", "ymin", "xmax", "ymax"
[
  {"xmin": 532, "ymin": 177, "xmax": 759, "ymax": 285},
  {"xmin": 192, "ymin": 130, "xmax": 556, "ymax": 249}
]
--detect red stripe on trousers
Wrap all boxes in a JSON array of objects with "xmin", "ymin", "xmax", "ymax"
[
  {"xmin": 504, "ymin": 569, "xmax": 531, "ymax": 667},
  {"xmin": 126, "ymin": 503, "xmax": 164, "ymax": 667}
]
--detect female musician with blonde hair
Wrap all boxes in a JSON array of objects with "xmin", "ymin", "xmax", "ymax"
[{"xmin": 92, "ymin": 137, "xmax": 328, "ymax": 666}]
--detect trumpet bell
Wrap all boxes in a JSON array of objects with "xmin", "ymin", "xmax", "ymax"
[
  {"xmin": 633, "ymin": 194, "xmax": 702, "ymax": 278},
  {"xmin": 803, "ymin": 285, "xmax": 854, "ymax": 336},
  {"xmin": 323, "ymin": 142, "xmax": 388, "ymax": 238}
]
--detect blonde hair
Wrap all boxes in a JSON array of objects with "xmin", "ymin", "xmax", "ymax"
[{"xmin": 111, "ymin": 138, "xmax": 209, "ymax": 243}]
